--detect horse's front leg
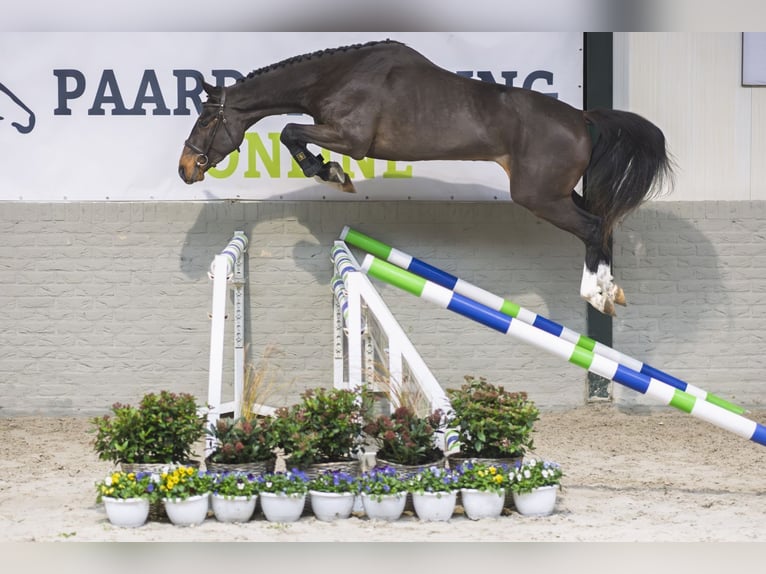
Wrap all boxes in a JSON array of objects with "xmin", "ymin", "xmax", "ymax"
[{"xmin": 280, "ymin": 123, "xmax": 360, "ymax": 192}]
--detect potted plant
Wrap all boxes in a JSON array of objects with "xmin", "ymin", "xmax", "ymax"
[
  {"xmin": 406, "ymin": 465, "xmax": 460, "ymax": 522},
  {"xmin": 509, "ymin": 458, "xmax": 563, "ymax": 516},
  {"xmin": 256, "ymin": 469, "xmax": 309, "ymax": 522},
  {"xmin": 91, "ymin": 390, "xmax": 207, "ymax": 470},
  {"xmin": 363, "ymin": 406, "xmax": 446, "ymax": 469},
  {"xmin": 271, "ymin": 386, "xmax": 374, "ymax": 474},
  {"xmin": 446, "ymin": 376, "xmax": 539, "ymax": 464},
  {"xmin": 95, "ymin": 470, "xmax": 158, "ymax": 528},
  {"xmin": 454, "ymin": 460, "xmax": 510, "ymax": 520},
  {"xmin": 158, "ymin": 465, "xmax": 213, "ymax": 526},
  {"xmin": 210, "ymin": 471, "xmax": 259, "ymax": 523},
  {"xmin": 307, "ymin": 470, "xmax": 359, "ymax": 521},
  {"xmin": 205, "ymin": 415, "xmax": 276, "ymax": 474},
  {"xmin": 357, "ymin": 465, "xmax": 408, "ymax": 521}
]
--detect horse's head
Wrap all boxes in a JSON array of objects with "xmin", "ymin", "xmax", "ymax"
[{"xmin": 178, "ymin": 82, "xmax": 245, "ymax": 184}]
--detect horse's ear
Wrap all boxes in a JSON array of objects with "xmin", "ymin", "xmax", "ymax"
[{"xmin": 202, "ymin": 81, "xmax": 217, "ymax": 94}]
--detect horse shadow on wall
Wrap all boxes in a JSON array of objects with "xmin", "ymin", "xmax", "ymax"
[{"xmin": 178, "ymin": 178, "xmax": 727, "ymax": 351}]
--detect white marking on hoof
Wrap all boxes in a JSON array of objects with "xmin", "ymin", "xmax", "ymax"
[{"xmin": 580, "ymin": 263, "xmax": 619, "ymax": 316}]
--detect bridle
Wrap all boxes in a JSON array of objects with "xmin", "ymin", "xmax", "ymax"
[{"xmin": 184, "ymin": 90, "xmax": 240, "ymax": 168}]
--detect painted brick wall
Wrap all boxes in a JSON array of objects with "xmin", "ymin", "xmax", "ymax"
[{"xmin": 1, "ymin": 200, "xmax": 763, "ymax": 416}]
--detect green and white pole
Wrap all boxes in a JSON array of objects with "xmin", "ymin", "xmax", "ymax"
[
  {"xmin": 341, "ymin": 225, "xmax": 745, "ymax": 415},
  {"xmin": 359, "ymin": 254, "xmax": 766, "ymax": 448}
]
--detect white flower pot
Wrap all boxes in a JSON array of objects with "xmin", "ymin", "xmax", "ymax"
[
  {"xmin": 259, "ymin": 492, "xmax": 306, "ymax": 523},
  {"xmin": 459, "ymin": 488, "xmax": 505, "ymax": 520},
  {"xmin": 512, "ymin": 485, "xmax": 558, "ymax": 516},
  {"xmin": 412, "ymin": 491, "xmax": 457, "ymax": 522},
  {"xmin": 361, "ymin": 492, "xmax": 406, "ymax": 521},
  {"xmin": 102, "ymin": 497, "xmax": 150, "ymax": 528},
  {"xmin": 211, "ymin": 493, "xmax": 257, "ymax": 523},
  {"xmin": 163, "ymin": 493, "xmax": 210, "ymax": 526},
  {"xmin": 309, "ymin": 490, "xmax": 356, "ymax": 521}
]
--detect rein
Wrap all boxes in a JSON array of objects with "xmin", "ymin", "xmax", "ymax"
[{"xmin": 184, "ymin": 90, "xmax": 240, "ymax": 167}]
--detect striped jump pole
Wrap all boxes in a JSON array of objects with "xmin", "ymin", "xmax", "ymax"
[
  {"xmin": 341, "ymin": 225, "xmax": 745, "ymax": 416},
  {"xmin": 359, "ymin": 254, "xmax": 766, "ymax": 448}
]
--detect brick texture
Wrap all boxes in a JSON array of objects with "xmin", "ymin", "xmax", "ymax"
[{"xmin": 0, "ymin": 200, "xmax": 762, "ymax": 416}]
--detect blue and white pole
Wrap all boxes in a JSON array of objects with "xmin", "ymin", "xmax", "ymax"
[
  {"xmin": 341, "ymin": 226, "xmax": 745, "ymax": 416},
  {"xmin": 359, "ymin": 254, "xmax": 766, "ymax": 447}
]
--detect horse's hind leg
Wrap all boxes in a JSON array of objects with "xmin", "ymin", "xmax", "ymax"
[{"xmin": 512, "ymin": 173, "xmax": 623, "ymax": 316}]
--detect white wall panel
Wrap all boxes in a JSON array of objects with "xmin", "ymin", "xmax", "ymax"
[{"xmin": 615, "ymin": 33, "xmax": 766, "ymax": 202}]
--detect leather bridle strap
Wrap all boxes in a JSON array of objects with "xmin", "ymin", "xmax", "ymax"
[{"xmin": 184, "ymin": 90, "xmax": 239, "ymax": 168}]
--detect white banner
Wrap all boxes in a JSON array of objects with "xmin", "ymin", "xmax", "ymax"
[{"xmin": 0, "ymin": 32, "xmax": 582, "ymax": 201}]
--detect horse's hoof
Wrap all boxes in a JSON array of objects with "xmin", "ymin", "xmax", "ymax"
[
  {"xmin": 339, "ymin": 175, "xmax": 356, "ymax": 193},
  {"xmin": 614, "ymin": 286, "xmax": 626, "ymax": 306},
  {"xmin": 602, "ymin": 299, "xmax": 616, "ymax": 317}
]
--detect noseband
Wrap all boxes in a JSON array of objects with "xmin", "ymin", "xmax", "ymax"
[{"xmin": 184, "ymin": 90, "xmax": 240, "ymax": 168}]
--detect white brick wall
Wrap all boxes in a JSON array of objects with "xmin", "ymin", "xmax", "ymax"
[{"xmin": 1, "ymin": 200, "xmax": 763, "ymax": 416}]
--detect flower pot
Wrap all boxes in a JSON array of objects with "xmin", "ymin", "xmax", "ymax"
[
  {"xmin": 411, "ymin": 491, "xmax": 457, "ymax": 522},
  {"xmin": 210, "ymin": 493, "xmax": 257, "ymax": 523},
  {"xmin": 361, "ymin": 492, "xmax": 406, "ymax": 521},
  {"xmin": 512, "ymin": 485, "xmax": 558, "ymax": 516},
  {"xmin": 309, "ymin": 490, "xmax": 356, "ymax": 521},
  {"xmin": 102, "ymin": 497, "xmax": 150, "ymax": 528},
  {"xmin": 259, "ymin": 492, "xmax": 306, "ymax": 523},
  {"xmin": 162, "ymin": 493, "xmax": 210, "ymax": 526},
  {"xmin": 459, "ymin": 488, "xmax": 505, "ymax": 520}
]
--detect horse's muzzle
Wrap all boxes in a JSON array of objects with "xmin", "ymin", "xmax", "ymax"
[{"xmin": 178, "ymin": 153, "xmax": 204, "ymax": 184}]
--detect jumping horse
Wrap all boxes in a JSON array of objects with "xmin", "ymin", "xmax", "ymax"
[{"xmin": 179, "ymin": 39, "xmax": 673, "ymax": 315}]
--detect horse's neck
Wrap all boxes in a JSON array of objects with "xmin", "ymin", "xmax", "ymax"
[{"xmin": 229, "ymin": 67, "xmax": 317, "ymax": 125}]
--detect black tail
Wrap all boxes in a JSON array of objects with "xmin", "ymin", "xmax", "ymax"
[{"xmin": 583, "ymin": 108, "xmax": 674, "ymax": 246}]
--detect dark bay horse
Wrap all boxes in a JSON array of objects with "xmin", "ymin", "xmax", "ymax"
[{"xmin": 179, "ymin": 39, "xmax": 673, "ymax": 315}]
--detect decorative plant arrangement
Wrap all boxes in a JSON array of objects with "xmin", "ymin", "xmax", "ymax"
[
  {"xmin": 95, "ymin": 471, "xmax": 157, "ymax": 503},
  {"xmin": 211, "ymin": 471, "xmax": 259, "ymax": 499},
  {"xmin": 407, "ymin": 465, "xmax": 460, "ymax": 496},
  {"xmin": 91, "ymin": 390, "xmax": 207, "ymax": 465},
  {"xmin": 307, "ymin": 470, "xmax": 359, "ymax": 494},
  {"xmin": 158, "ymin": 465, "xmax": 214, "ymax": 526},
  {"xmin": 455, "ymin": 460, "xmax": 510, "ymax": 520},
  {"xmin": 358, "ymin": 465, "xmax": 409, "ymax": 521},
  {"xmin": 363, "ymin": 406, "xmax": 445, "ymax": 467},
  {"xmin": 256, "ymin": 469, "xmax": 310, "ymax": 523},
  {"xmin": 508, "ymin": 459, "xmax": 564, "ymax": 516},
  {"xmin": 95, "ymin": 471, "xmax": 158, "ymax": 528},
  {"xmin": 509, "ymin": 459, "xmax": 563, "ymax": 494},
  {"xmin": 210, "ymin": 471, "xmax": 259, "ymax": 523},
  {"xmin": 358, "ymin": 466, "xmax": 409, "ymax": 502},
  {"xmin": 205, "ymin": 415, "xmax": 276, "ymax": 471},
  {"xmin": 446, "ymin": 376, "xmax": 539, "ymax": 460},
  {"xmin": 307, "ymin": 470, "xmax": 359, "ymax": 522},
  {"xmin": 158, "ymin": 466, "xmax": 213, "ymax": 501},
  {"xmin": 455, "ymin": 461, "xmax": 510, "ymax": 493},
  {"xmin": 270, "ymin": 386, "xmax": 374, "ymax": 469},
  {"xmin": 407, "ymin": 465, "xmax": 460, "ymax": 522},
  {"xmin": 256, "ymin": 469, "xmax": 310, "ymax": 496}
]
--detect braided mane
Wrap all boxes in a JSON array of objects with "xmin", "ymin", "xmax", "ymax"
[{"xmin": 239, "ymin": 39, "xmax": 402, "ymax": 83}]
